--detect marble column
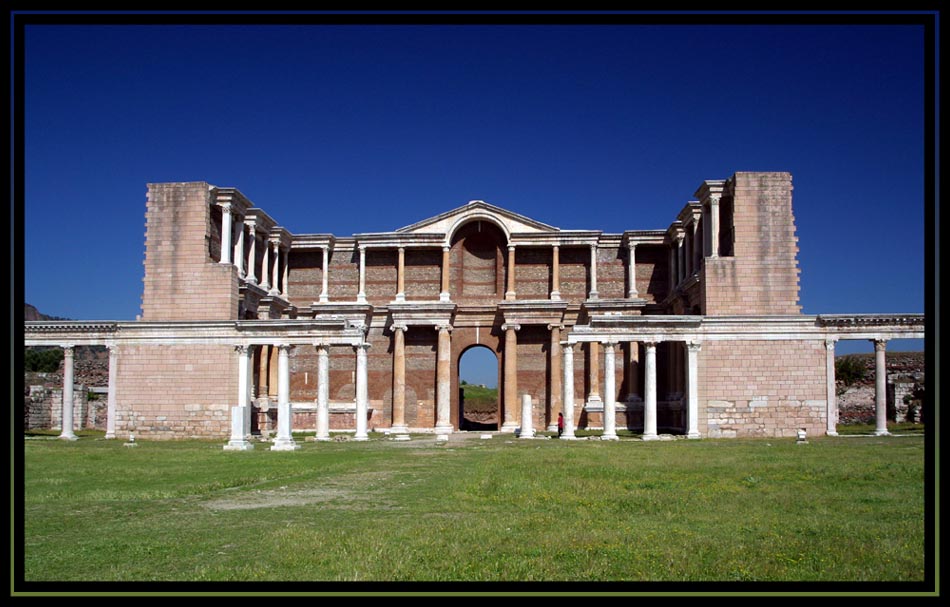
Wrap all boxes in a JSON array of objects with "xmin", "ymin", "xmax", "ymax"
[
  {"xmin": 602, "ymin": 341, "xmax": 618, "ymax": 440},
  {"xmin": 676, "ymin": 233, "xmax": 685, "ymax": 284},
  {"xmin": 643, "ymin": 342, "xmax": 658, "ymax": 441},
  {"xmin": 686, "ymin": 341, "xmax": 701, "ymax": 439},
  {"xmin": 58, "ymin": 346, "xmax": 77, "ymax": 440},
  {"xmin": 315, "ymin": 344, "xmax": 330, "ymax": 441},
  {"xmin": 505, "ymin": 245, "xmax": 517, "ymax": 301},
  {"xmin": 560, "ymin": 343, "xmax": 577, "ymax": 439},
  {"xmin": 589, "ymin": 243, "xmax": 599, "ymax": 299},
  {"xmin": 357, "ymin": 245, "xmax": 367, "ymax": 304},
  {"xmin": 683, "ymin": 228, "xmax": 691, "ymax": 277},
  {"xmin": 234, "ymin": 221, "xmax": 245, "ymax": 278},
  {"xmin": 395, "ymin": 246, "xmax": 406, "ymax": 302},
  {"xmin": 268, "ymin": 344, "xmax": 279, "ymax": 399},
  {"xmin": 104, "ymin": 344, "xmax": 118, "ymax": 439},
  {"xmin": 501, "ymin": 323, "xmax": 520, "ymax": 432},
  {"xmin": 391, "ymin": 326, "xmax": 408, "ymax": 433},
  {"xmin": 709, "ymin": 195, "xmax": 720, "ymax": 258},
  {"xmin": 627, "ymin": 242, "xmax": 638, "ymax": 298},
  {"xmin": 271, "ymin": 345, "xmax": 299, "ymax": 451},
  {"xmin": 550, "ymin": 245, "xmax": 561, "ymax": 300},
  {"xmin": 260, "ymin": 238, "xmax": 271, "ymax": 291},
  {"xmin": 269, "ymin": 241, "xmax": 281, "ymax": 296},
  {"xmin": 825, "ymin": 339, "xmax": 838, "ymax": 436},
  {"xmin": 692, "ymin": 219, "xmax": 701, "ymax": 273},
  {"xmin": 625, "ymin": 341, "xmax": 640, "ymax": 401},
  {"xmin": 225, "ymin": 345, "xmax": 255, "ymax": 451},
  {"xmin": 874, "ymin": 339, "xmax": 889, "ymax": 436},
  {"xmin": 519, "ymin": 394, "xmax": 535, "ymax": 438},
  {"xmin": 547, "ymin": 324, "xmax": 562, "ymax": 431},
  {"xmin": 319, "ymin": 245, "xmax": 330, "ymax": 303},
  {"xmin": 281, "ymin": 247, "xmax": 289, "ymax": 299},
  {"xmin": 257, "ymin": 344, "xmax": 270, "ymax": 399},
  {"xmin": 354, "ymin": 343, "xmax": 370, "ymax": 440},
  {"xmin": 435, "ymin": 325, "xmax": 453, "ymax": 433},
  {"xmin": 246, "ymin": 224, "xmax": 258, "ymax": 284},
  {"xmin": 219, "ymin": 203, "xmax": 233, "ymax": 265},
  {"xmin": 587, "ymin": 341, "xmax": 602, "ymax": 407},
  {"xmin": 440, "ymin": 246, "xmax": 451, "ymax": 302}
]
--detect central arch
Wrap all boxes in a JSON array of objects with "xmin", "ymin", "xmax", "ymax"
[{"xmin": 457, "ymin": 344, "xmax": 500, "ymax": 431}]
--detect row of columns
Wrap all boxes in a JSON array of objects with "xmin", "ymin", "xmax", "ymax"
[
  {"xmin": 218, "ymin": 203, "xmax": 289, "ymax": 298},
  {"xmin": 56, "ymin": 345, "xmax": 118, "ymax": 441},
  {"xmin": 560, "ymin": 341, "xmax": 702, "ymax": 440},
  {"xmin": 311, "ymin": 241, "xmax": 643, "ymax": 305},
  {"xmin": 824, "ymin": 338, "xmax": 891, "ymax": 436}
]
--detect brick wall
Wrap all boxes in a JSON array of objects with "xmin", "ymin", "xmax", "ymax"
[
  {"xmin": 702, "ymin": 173, "xmax": 801, "ymax": 315},
  {"xmin": 141, "ymin": 183, "xmax": 239, "ymax": 320},
  {"xmin": 115, "ymin": 344, "xmax": 235, "ymax": 438},
  {"xmin": 698, "ymin": 339, "xmax": 827, "ymax": 438}
]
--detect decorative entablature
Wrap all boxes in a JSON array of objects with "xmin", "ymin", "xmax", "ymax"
[
  {"xmin": 24, "ymin": 319, "xmax": 367, "ymax": 347},
  {"xmin": 289, "ymin": 234, "xmax": 335, "ymax": 250},
  {"xmin": 509, "ymin": 230, "xmax": 600, "ymax": 247},
  {"xmin": 395, "ymin": 200, "xmax": 557, "ymax": 245},
  {"xmin": 498, "ymin": 300, "xmax": 568, "ymax": 326},
  {"xmin": 676, "ymin": 201, "xmax": 703, "ymax": 226},
  {"xmin": 268, "ymin": 226, "xmax": 293, "ymax": 249},
  {"xmin": 212, "ymin": 187, "xmax": 253, "ymax": 216},
  {"xmin": 694, "ymin": 179, "xmax": 726, "ymax": 205},
  {"xmin": 579, "ymin": 299, "xmax": 646, "ymax": 322},
  {"xmin": 621, "ymin": 230, "xmax": 666, "ymax": 247},
  {"xmin": 567, "ymin": 314, "xmax": 926, "ymax": 344},
  {"xmin": 665, "ymin": 220, "xmax": 685, "ymax": 243},
  {"xmin": 348, "ymin": 231, "xmax": 446, "ymax": 249},
  {"xmin": 387, "ymin": 302, "xmax": 457, "ymax": 330},
  {"xmin": 308, "ymin": 303, "xmax": 374, "ymax": 331},
  {"xmin": 244, "ymin": 207, "xmax": 277, "ymax": 234}
]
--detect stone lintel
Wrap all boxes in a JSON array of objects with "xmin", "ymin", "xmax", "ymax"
[
  {"xmin": 389, "ymin": 302, "xmax": 457, "ymax": 329},
  {"xmin": 498, "ymin": 300, "xmax": 568, "ymax": 326}
]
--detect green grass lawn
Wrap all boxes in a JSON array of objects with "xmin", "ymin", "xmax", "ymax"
[{"xmin": 19, "ymin": 433, "xmax": 926, "ymax": 583}]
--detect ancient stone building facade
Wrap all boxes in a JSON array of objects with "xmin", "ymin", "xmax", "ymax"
[{"xmin": 24, "ymin": 172, "xmax": 924, "ymax": 445}]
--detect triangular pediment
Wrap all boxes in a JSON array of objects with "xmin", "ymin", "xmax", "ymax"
[{"xmin": 396, "ymin": 200, "xmax": 558, "ymax": 237}]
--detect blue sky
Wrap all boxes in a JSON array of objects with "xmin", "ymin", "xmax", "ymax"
[{"xmin": 21, "ymin": 17, "xmax": 930, "ymax": 377}]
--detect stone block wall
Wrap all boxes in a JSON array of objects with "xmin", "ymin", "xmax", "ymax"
[
  {"xmin": 702, "ymin": 173, "xmax": 801, "ymax": 315},
  {"xmin": 115, "ymin": 344, "xmax": 235, "ymax": 438},
  {"xmin": 698, "ymin": 339, "xmax": 827, "ymax": 438},
  {"xmin": 141, "ymin": 183, "xmax": 239, "ymax": 320}
]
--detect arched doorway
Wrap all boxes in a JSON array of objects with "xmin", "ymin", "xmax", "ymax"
[{"xmin": 458, "ymin": 345, "xmax": 499, "ymax": 430}]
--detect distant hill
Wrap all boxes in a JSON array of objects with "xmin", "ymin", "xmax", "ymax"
[{"xmin": 25, "ymin": 304, "xmax": 69, "ymax": 321}]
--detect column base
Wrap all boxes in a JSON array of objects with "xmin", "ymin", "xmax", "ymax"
[
  {"xmin": 546, "ymin": 424, "xmax": 558, "ymax": 432},
  {"xmin": 270, "ymin": 438, "xmax": 300, "ymax": 451},
  {"xmin": 686, "ymin": 431, "xmax": 701, "ymax": 439},
  {"xmin": 586, "ymin": 396, "xmax": 603, "ymax": 408},
  {"xmin": 268, "ymin": 288, "xmax": 281, "ymax": 297},
  {"xmin": 505, "ymin": 292, "xmax": 516, "ymax": 301},
  {"xmin": 601, "ymin": 433, "xmax": 619, "ymax": 441},
  {"xmin": 439, "ymin": 292, "xmax": 451, "ymax": 302},
  {"xmin": 641, "ymin": 434, "xmax": 659, "ymax": 441},
  {"xmin": 319, "ymin": 294, "xmax": 329, "ymax": 303},
  {"xmin": 58, "ymin": 433, "xmax": 79, "ymax": 441},
  {"xmin": 549, "ymin": 291, "xmax": 561, "ymax": 301},
  {"xmin": 104, "ymin": 432, "xmax": 116, "ymax": 440},
  {"xmin": 390, "ymin": 425, "xmax": 409, "ymax": 434},
  {"xmin": 588, "ymin": 291, "xmax": 599, "ymax": 300},
  {"xmin": 224, "ymin": 440, "xmax": 255, "ymax": 451},
  {"xmin": 393, "ymin": 294, "xmax": 406, "ymax": 303},
  {"xmin": 874, "ymin": 429, "xmax": 891, "ymax": 436},
  {"xmin": 518, "ymin": 429, "xmax": 536, "ymax": 439},
  {"xmin": 260, "ymin": 283, "xmax": 272, "ymax": 292},
  {"xmin": 353, "ymin": 436, "xmax": 369, "ymax": 442},
  {"xmin": 499, "ymin": 422, "xmax": 520, "ymax": 433},
  {"xmin": 434, "ymin": 425, "xmax": 454, "ymax": 434},
  {"xmin": 247, "ymin": 277, "xmax": 258, "ymax": 286},
  {"xmin": 356, "ymin": 295, "xmax": 367, "ymax": 304},
  {"xmin": 826, "ymin": 430, "xmax": 838, "ymax": 437},
  {"xmin": 559, "ymin": 433, "xmax": 578, "ymax": 440}
]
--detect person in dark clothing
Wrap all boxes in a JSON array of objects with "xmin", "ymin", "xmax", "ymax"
[{"xmin": 557, "ymin": 412, "xmax": 564, "ymax": 438}]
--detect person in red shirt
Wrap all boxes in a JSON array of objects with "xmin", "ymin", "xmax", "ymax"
[{"xmin": 557, "ymin": 412, "xmax": 564, "ymax": 438}]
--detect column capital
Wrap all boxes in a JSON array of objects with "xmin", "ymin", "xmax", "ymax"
[
  {"xmin": 825, "ymin": 338, "xmax": 838, "ymax": 350},
  {"xmin": 355, "ymin": 342, "xmax": 372, "ymax": 352},
  {"xmin": 686, "ymin": 341, "xmax": 702, "ymax": 353},
  {"xmin": 552, "ymin": 243, "xmax": 559, "ymax": 250},
  {"xmin": 709, "ymin": 194, "xmax": 721, "ymax": 206},
  {"xmin": 603, "ymin": 340, "xmax": 618, "ymax": 350},
  {"xmin": 359, "ymin": 243, "xmax": 367, "ymax": 252},
  {"xmin": 314, "ymin": 342, "xmax": 330, "ymax": 353},
  {"xmin": 546, "ymin": 323, "xmax": 564, "ymax": 332},
  {"xmin": 391, "ymin": 323, "xmax": 408, "ymax": 333},
  {"xmin": 643, "ymin": 341, "xmax": 658, "ymax": 350},
  {"xmin": 873, "ymin": 338, "xmax": 887, "ymax": 351},
  {"xmin": 627, "ymin": 241, "xmax": 637, "ymax": 251},
  {"xmin": 218, "ymin": 202, "xmax": 233, "ymax": 214},
  {"xmin": 560, "ymin": 341, "xmax": 574, "ymax": 351},
  {"xmin": 106, "ymin": 343, "xmax": 119, "ymax": 356},
  {"xmin": 501, "ymin": 323, "xmax": 521, "ymax": 332},
  {"xmin": 234, "ymin": 344, "xmax": 250, "ymax": 355},
  {"xmin": 435, "ymin": 324, "xmax": 452, "ymax": 333},
  {"xmin": 590, "ymin": 242, "xmax": 598, "ymax": 251},
  {"xmin": 61, "ymin": 345, "xmax": 75, "ymax": 356},
  {"xmin": 277, "ymin": 343, "xmax": 293, "ymax": 353},
  {"xmin": 508, "ymin": 244, "xmax": 516, "ymax": 252},
  {"xmin": 443, "ymin": 245, "xmax": 450, "ymax": 253},
  {"xmin": 271, "ymin": 239, "xmax": 280, "ymax": 251}
]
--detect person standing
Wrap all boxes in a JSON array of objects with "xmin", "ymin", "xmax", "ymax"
[{"xmin": 557, "ymin": 412, "xmax": 564, "ymax": 438}]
